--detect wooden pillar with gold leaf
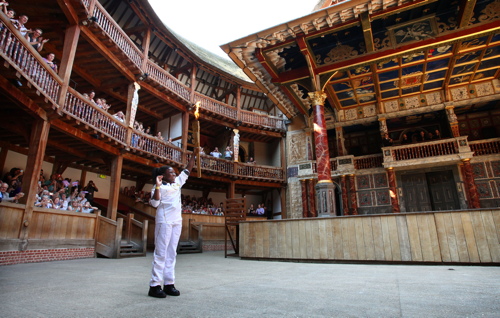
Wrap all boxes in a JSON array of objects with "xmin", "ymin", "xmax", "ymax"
[{"xmin": 192, "ymin": 101, "xmax": 202, "ymax": 178}]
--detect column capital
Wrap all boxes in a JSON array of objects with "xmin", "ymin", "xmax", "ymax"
[{"xmin": 308, "ymin": 91, "xmax": 327, "ymax": 106}]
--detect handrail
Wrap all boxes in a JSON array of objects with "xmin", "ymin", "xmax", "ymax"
[
  {"xmin": 145, "ymin": 61, "xmax": 191, "ymax": 101},
  {"xmin": 63, "ymin": 88, "xmax": 128, "ymax": 145},
  {"xmin": 469, "ymin": 138, "xmax": 500, "ymax": 156},
  {"xmin": 130, "ymin": 130, "xmax": 183, "ymax": 162},
  {"xmin": 87, "ymin": 1, "xmax": 144, "ymax": 70},
  {"xmin": 354, "ymin": 154, "xmax": 384, "ymax": 170},
  {"xmin": 194, "ymin": 92, "xmax": 238, "ymax": 120},
  {"xmin": 384, "ymin": 137, "xmax": 463, "ymax": 161},
  {"xmin": 0, "ymin": 8, "xmax": 285, "ymax": 183},
  {"xmin": 0, "ymin": 14, "xmax": 62, "ymax": 103}
]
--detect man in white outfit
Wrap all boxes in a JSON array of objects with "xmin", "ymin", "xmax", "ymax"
[{"xmin": 148, "ymin": 149, "xmax": 197, "ymax": 298}]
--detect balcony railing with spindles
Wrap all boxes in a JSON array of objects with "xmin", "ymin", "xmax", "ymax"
[{"xmin": 469, "ymin": 138, "xmax": 500, "ymax": 156}]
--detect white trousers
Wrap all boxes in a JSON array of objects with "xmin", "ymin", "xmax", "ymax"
[{"xmin": 150, "ymin": 221, "xmax": 182, "ymax": 287}]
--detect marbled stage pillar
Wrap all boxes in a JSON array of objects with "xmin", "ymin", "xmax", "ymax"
[
  {"xmin": 386, "ymin": 167, "xmax": 400, "ymax": 213},
  {"xmin": 307, "ymin": 179, "xmax": 317, "ymax": 217},
  {"xmin": 300, "ymin": 179, "xmax": 308, "ymax": 218},
  {"xmin": 340, "ymin": 175, "xmax": 349, "ymax": 215},
  {"xmin": 462, "ymin": 159, "xmax": 480, "ymax": 208},
  {"xmin": 348, "ymin": 174, "xmax": 358, "ymax": 215},
  {"xmin": 309, "ymin": 91, "xmax": 336, "ymax": 217}
]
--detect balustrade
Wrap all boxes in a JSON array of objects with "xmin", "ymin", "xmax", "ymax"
[
  {"xmin": 470, "ymin": 138, "xmax": 500, "ymax": 156},
  {"xmin": 63, "ymin": 90, "xmax": 127, "ymax": 144},
  {"xmin": 0, "ymin": 23, "xmax": 61, "ymax": 102},
  {"xmin": 0, "ymin": 7, "xmax": 286, "ymax": 182},
  {"xmin": 89, "ymin": 2, "xmax": 143, "ymax": 69},
  {"xmin": 389, "ymin": 138, "xmax": 459, "ymax": 161},
  {"xmin": 354, "ymin": 154, "xmax": 383, "ymax": 170}
]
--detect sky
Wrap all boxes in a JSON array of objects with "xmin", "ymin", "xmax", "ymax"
[{"xmin": 148, "ymin": 0, "xmax": 318, "ymax": 58}]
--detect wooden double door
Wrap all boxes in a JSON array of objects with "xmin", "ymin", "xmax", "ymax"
[{"xmin": 402, "ymin": 170, "xmax": 460, "ymax": 212}]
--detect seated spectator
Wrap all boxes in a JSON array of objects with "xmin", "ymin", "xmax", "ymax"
[
  {"xmin": 382, "ymin": 133, "xmax": 393, "ymax": 147},
  {"xmin": 3, "ymin": 167, "xmax": 23, "ymax": 184},
  {"xmin": 81, "ymin": 201, "xmax": 98, "ymax": 213},
  {"xmin": 224, "ymin": 146, "xmax": 233, "ymax": 160},
  {"xmin": 156, "ymin": 132, "xmax": 164, "ymax": 140},
  {"xmin": 248, "ymin": 204, "xmax": 255, "ymax": 215},
  {"xmin": 87, "ymin": 90, "xmax": 96, "ymax": 104},
  {"xmin": 42, "ymin": 52, "xmax": 58, "ymax": 72},
  {"xmin": 25, "ymin": 28, "xmax": 49, "ymax": 52},
  {"xmin": 52, "ymin": 196, "xmax": 62, "ymax": 209},
  {"xmin": 255, "ymin": 204, "xmax": 265, "ymax": 216},
  {"xmin": 113, "ymin": 111, "xmax": 125, "ymax": 123},
  {"xmin": 67, "ymin": 199, "xmax": 81, "ymax": 212},
  {"xmin": 401, "ymin": 133, "xmax": 411, "ymax": 144},
  {"xmin": 434, "ymin": 129, "xmax": 441, "ymax": 139},
  {"xmin": 247, "ymin": 157, "xmax": 256, "ymax": 164},
  {"xmin": 0, "ymin": 182, "xmax": 24, "ymax": 202},
  {"xmin": 427, "ymin": 132, "xmax": 434, "ymax": 140},
  {"xmin": 11, "ymin": 14, "xmax": 29, "ymax": 36},
  {"xmin": 210, "ymin": 147, "xmax": 222, "ymax": 158},
  {"xmin": 35, "ymin": 195, "xmax": 53, "ymax": 208},
  {"xmin": 416, "ymin": 130, "xmax": 428, "ymax": 142}
]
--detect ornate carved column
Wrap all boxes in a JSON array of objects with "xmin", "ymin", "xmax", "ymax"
[
  {"xmin": 378, "ymin": 117, "xmax": 388, "ymax": 136},
  {"xmin": 386, "ymin": 168, "xmax": 401, "ymax": 213},
  {"xmin": 307, "ymin": 179, "xmax": 317, "ymax": 217},
  {"xmin": 233, "ymin": 128, "xmax": 240, "ymax": 162},
  {"xmin": 446, "ymin": 105, "xmax": 460, "ymax": 137},
  {"xmin": 462, "ymin": 159, "xmax": 480, "ymax": 208},
  {"xmin": 335, "ymin": 126, "xmax": 346, "ymax": 156},
  {"xmin": 300, "ymin": 180, "xmax": 308, "ymax": 218},
  {"xmin": 340, "ymin": 175, "xmax": 349, "ymax": 215},
  {"xmin": 348, "ymin": 174, "xmax": 358, "ymax": 215},
  {"xmin": 309, "ymin": 91, "xmax": 336, "ymax": 216}
]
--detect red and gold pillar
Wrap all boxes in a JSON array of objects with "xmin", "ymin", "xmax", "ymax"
[
  {"xmin": 309, "ymin": 91, "xmax": 336, "ymax": 216},
  {"xmin": 348, "ymin": 174, "xmax": 358, "ymax": 215},
  {"xmin": 307, "ymin": 179, "xmax": 317, "ymax": 217},
  {"xmin": 462, "ymin": 159, "xmax": 480, "ymax": 208},
  {"xmin": 340, "ymin": 175, "xmax": 349, "ymax": 215},
  {"xmin": 386, "ymin": 167, "xmax": 400, "ymax": 213},
  {"xmin": 300, "ymin": 180, "xmax": 308, "ymax": 218}
]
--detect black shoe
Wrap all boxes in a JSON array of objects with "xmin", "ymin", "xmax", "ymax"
[
  {"xmin": 163, "ymin": 284, "xmax": 180, "ymax": 296},
  {"xmin": 148, "ymin": 285, "xmax": 167, "ymax": 298}
]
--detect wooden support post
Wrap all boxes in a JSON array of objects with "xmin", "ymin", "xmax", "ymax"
[
  {"xmin": 57, "ymin": 25, "xmax": 81, "ymax": 107},
  {"xmin": 107, "ymin": 155, "xmax": 123, "ymax": 220},
  {"xmin": 18, "ymin": 119, "xmax": 50, "ymax": 250}
]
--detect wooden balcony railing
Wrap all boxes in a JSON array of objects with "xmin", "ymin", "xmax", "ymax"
[
  {"xmin": 145, "ymin": 61, "xmax": 191, "ymax": 102},
  {"xmin": 130, "ymin": 131, "xmax": 183, "ymax": 163},
  {"xmin": 87, "ymin": 1, "xmax": 144, "ymax": 70},
  {"xmin": 0, "ymin": 10, "xmax": 286, "ymax": 183},
  {"xmin": 0, "ymin": 20, "xmax": 62, "ymax": 103},
  {"xmin": 383, "ymin": 136, "xmax": 474, "ymax": 168},
  {"xmin": 63, "ymin": 89, "xmax": 128, "ymax": 145},
  {"xmin": 194, "ymin": 92, "xmax": 238, "ymax": 120},
  {"xmin": 469, "ymin": 138, "xmax": 500, "ymax": 156},
  {"xmin": 77, "ymin": 0, "xmax": 286, "ymax": 131},
  {"xmin": 354, "ymin": 154, "xmax": 384, "ymax": 170}
]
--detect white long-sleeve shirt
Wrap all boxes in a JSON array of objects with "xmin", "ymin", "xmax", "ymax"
[{"xmin": 149, "ymin": 170, "xmax": 189, "ymax": 223}]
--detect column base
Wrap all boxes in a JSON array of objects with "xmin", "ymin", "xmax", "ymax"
[{"xmin": 315, "ymin": 181, "xmax": 336, "ymax": 217}]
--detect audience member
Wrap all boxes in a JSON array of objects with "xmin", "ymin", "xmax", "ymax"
[
  {"xmin": 401, "ymin": 133, "xmax": 411, "ymax": 144},
  {"xmin": 42, "ymin": 52, "xmax": 58, "ymax": 72},
  {"xmin": 416, "ymin": 130, "xmax": 427, "ymax": 142},
  {"xmin": 255, "ymin": 204, "xmax": 265, "ymax": 216},
  {"xmin": 83, "ymin": 180, "xmax": 98, "ymax": 205},
  {"xmin": 3, "ymin": 167, "xmax": 23, "ymax": 184},
  {"xmin": 247, "ymin": 204, "xmax": 255, "ymax": 215},
  {"xmin": 113, "ymin": 111, "xmax": 125, "ymax": 123},
  {"xmin": 434, "ymin": 129, "xmax": 441, "ymax": 139},
  {"xmin": 156, "ymin": 132, "xmax": 164, "ymax": 141},
  {"xmin": 0, "ymin": 182, "xmax": 24, "ymax": 202},
  {"xmin": 382, "ymin": 133, "xmax": 393, "ymax": 147},
  {"xmin": 247, "ymin": 157, "xmax": 256, "ymax": 164},
  {"xmin": 25, "ymin": 28, "xmax": 49, "ymax": 52},
  {"xmin": 224, "ymin": 146, "xmax": 233, "ymax": 160},
  {"xmin": 210, "ymin": 147, "xmax": 222, "ymax": 158},
  {"xmin": 11, "ymin": 14, "xmax": 29, "ymax": 36}
]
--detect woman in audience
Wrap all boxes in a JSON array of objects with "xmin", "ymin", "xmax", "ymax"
[{"xmin": 42, "ymin": 52, "xmax": 58, "ymax": 72}]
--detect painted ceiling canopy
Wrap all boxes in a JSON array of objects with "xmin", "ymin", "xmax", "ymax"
[{"xmin": 223, "ymin": 0, "xmax": 500, "ymax": 119}]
